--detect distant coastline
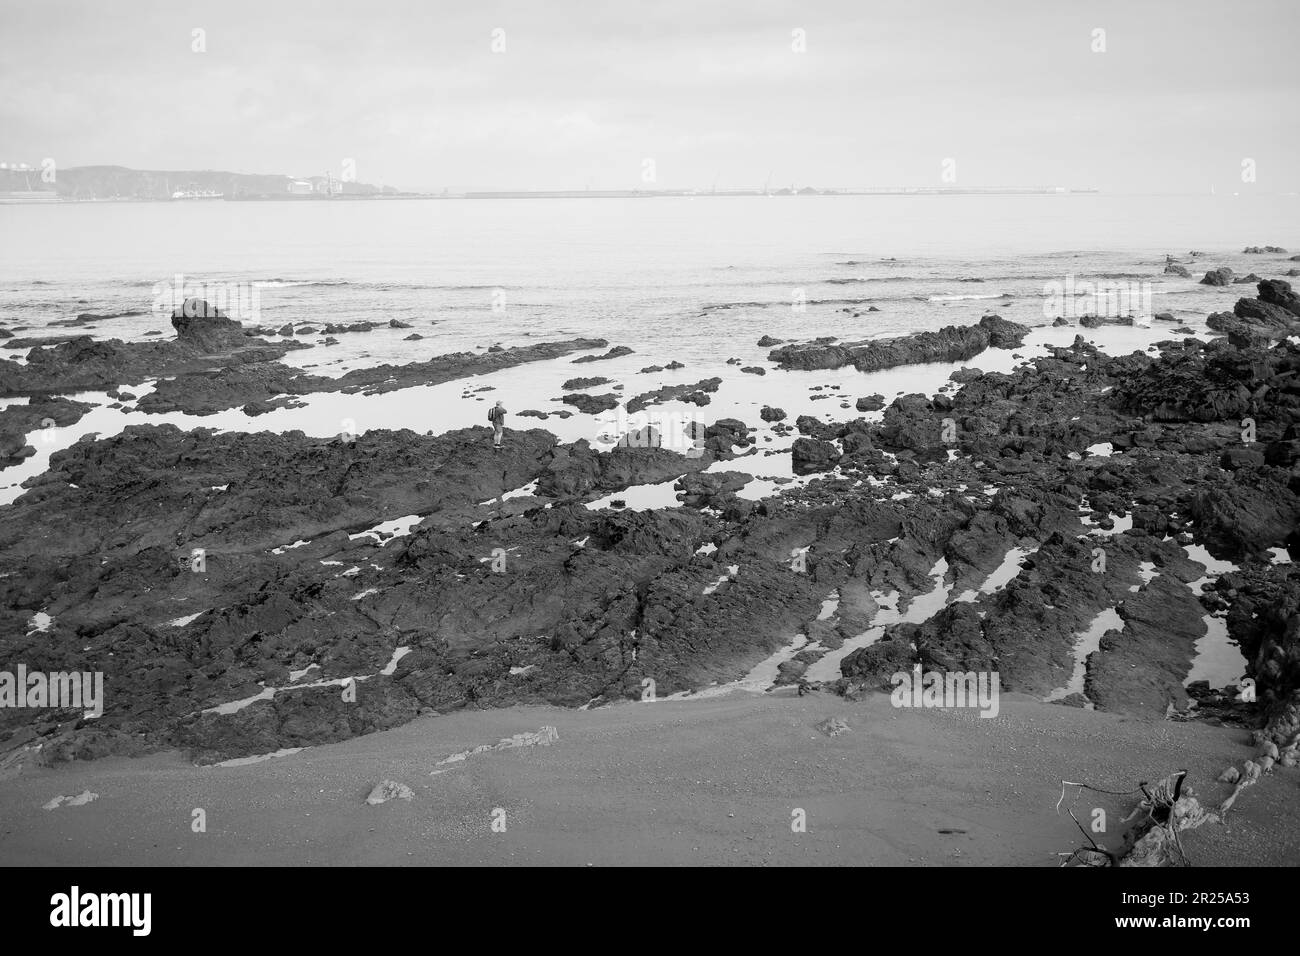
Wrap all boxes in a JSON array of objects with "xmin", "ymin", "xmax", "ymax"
[{"xmin": 0, "ymin": 163, "xmax": 1109, "ymax": 203}]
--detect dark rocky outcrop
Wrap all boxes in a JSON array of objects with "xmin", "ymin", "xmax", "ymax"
[
  {"xmin": 137, "ymin": 338, "xmax": 609, "ymax": 416},
  {"xmin": 768, "ymin": 315, "xmax": 1029, "ymax": 373},
  {"xmin": 561, "ymin": 392, "xmax": 619, "ymax": 414},
  {"xmin": 562, "ymin": 376, "xmax": 612, "ymax": 391},
  {"xmin": 4, "ymin": 295, "xmax": 1299, "ymax": 767},
  {"xmin": 0, "ymin": 300, "xmax": 298, "ymax": 397},
  {"xmin": 1080, "ymin": 315, "xmax": 1134, "ymax": 328},
  {"xmin": 626, "ymin": 378, "xmax": 722, "ymax": 414},
  {"xmin": 0, "ymin": 396, "xmax": 96, "ymax": 469},
  {"xmin": 573, "ymin": 346, "xmax": 634, "ymax": 364},
  {"xmin": 791, "ymin": 437, "xmax": 840, "ymax": 474}
]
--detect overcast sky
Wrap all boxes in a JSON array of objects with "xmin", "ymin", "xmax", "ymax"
[{"xmin": 2, "ymin": 0, "xmax": 1296, "ymax": 193}]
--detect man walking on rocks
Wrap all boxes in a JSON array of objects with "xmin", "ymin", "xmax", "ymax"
[{"xmin": 488, "ymin": 400, "xmax": 507, "ymax": 449}]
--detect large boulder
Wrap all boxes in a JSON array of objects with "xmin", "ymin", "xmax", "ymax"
[
  {"xmin": 171, "ymin": 299, "xmax": 254, "ymax": 352},
  {"xmin": 675, "ymin": 471, "xmax": 751, "ymax": 508},
  {"xmin": 791, "ymin": 437, "xmax": 840, "ymax": 474},
  {"xmin": 1257, "ymin": 278, "xmax": 1300, "ymax": 318}
]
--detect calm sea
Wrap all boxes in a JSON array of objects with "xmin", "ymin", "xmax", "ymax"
[{"xmin": 1, "ymin": 193, "xmax": 1296, "ymax": 368}]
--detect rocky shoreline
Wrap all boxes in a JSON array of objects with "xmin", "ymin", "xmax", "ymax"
[{"xmin": 1, "ymin": 282, "xmax": 1297, "ymax": 771}]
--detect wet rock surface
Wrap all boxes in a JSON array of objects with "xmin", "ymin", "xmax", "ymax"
[
  {"xmin": 0, "ymin": 303, "xmax": 299, "ymax": 397},
  {"xmin": 626, "ymin": 377, "xmax": 722, "ymax": 413},
  {"xmin": 572, "ymin": 345, "xmax": 634, "ymax": 364},
  {"xmin": 0, "ymin": 396, "xmax": 96, "ymax": 469},
  {"xmin": 561, "ymin": 392, "xmax": 620, "ymax": 414},
  {"xmin": 139, "ymin": 337, "xmax": 609, "ymax": 416},
  {"xmin": 768, "ymin": 315, "xmax": 1029, "ymax": 372},
  {"xmin": 2, "ymin": 285, "xmax": 1298, "ymax": 767}
]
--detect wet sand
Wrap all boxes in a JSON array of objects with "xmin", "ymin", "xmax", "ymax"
[{"xmin": 3, "ymin": 691, "xmax": 1296, "ymax": 866}]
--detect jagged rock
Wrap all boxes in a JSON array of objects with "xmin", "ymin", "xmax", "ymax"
[
  {"xmin": 770, "ymin": 315, "xmax": 1028, "ymax": 373},
  {"xmin": 1199, "ymin": 267, "xmax": 1234, "ymax": 286},
  {"xmin": 42, "ymin": 790, "xmax": 99, "ymax": 810},
  {"xmin": 1053, "ymin": 693, "xmax": 1090, "ymax": 708},
  {"xmin": 1, "ymin": 319, "xmax": 294, "ymax": 397},
  {"xmin": 791, "ymin": 437, "xmax": 840, "ymax": 474},
  {"xmin": 626, "ymin": 378, "xmax": 721, "ymax": 414},
  {"xmin": 816, "ymin": 717, "xmax": 850, "ymax": 737},
  {"xmin": 5, "ymin": 291, "xmax": 1298, "ymax": 767},
  {"xmin": 0, "ymin": 396, "xmax": 96, "ymax": 469},
  {"xmin": 760, "ymin": 406, "xmax": 786, "ymax": 422},
  {"xmin": 795, "ymin": 415, "xmax": 840, "ymax": 440},
  {"xmin": 562, "ymin": 376, "xmax": 612, "ymax": 391},
  {"xmin": 1257, "ymin": 278, "xmax": 1300, "ymax": 318},
  {"xmin": 675, "ymin": 471, "xmax": 751, "ymax": 508},
  {"xmin": 561, "ymin": 392, "xmax": 620, "ymax": 414},
  {"xmin": 365, "ymin": 780, "xmax": 414, "ymax": 804},
  {"xmin": 572, "ymin": 346, "xmax": 634, "ymax": 364}
]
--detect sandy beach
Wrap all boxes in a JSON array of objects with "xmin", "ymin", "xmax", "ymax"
[{"xmin": 5, "ymin": 690, "xmax": 1297, "ymax": 867}]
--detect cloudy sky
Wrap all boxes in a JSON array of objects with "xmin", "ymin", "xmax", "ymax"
[{"xmin": 2, "ymin": 0, "xmax": 1296, "ymax": 193}]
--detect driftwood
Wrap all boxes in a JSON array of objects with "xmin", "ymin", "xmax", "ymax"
[{"xmin": 1056, "ymin": 770, "xmax": 1217, "ymax": 867}]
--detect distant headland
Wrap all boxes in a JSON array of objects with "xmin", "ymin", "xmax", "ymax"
[{"xmin": 0, "ymin": 164, "xmax": 1099, "ymax": 204}]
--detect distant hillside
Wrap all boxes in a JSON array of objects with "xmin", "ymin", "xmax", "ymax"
[{"xmin": 0, "ymin": 165, "xmax": 405, "ymax": 200}]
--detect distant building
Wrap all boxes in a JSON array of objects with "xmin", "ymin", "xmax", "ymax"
[
  {"xmin": 287, "ymin": 180, "xmax": 314, "ymax": 195},
  {"xmin": 305, "ymin": 174, "xmax": 342, "ymax": 195}
]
